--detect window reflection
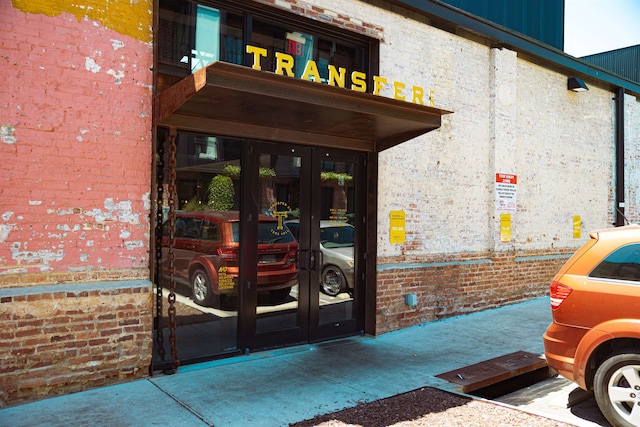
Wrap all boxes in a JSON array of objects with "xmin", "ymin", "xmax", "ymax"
[{"xmin": 158, "ymin": 0, "xmax": 368, "ymax": 81}]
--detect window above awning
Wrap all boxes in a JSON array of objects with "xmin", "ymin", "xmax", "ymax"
[{"xmin": 157, "ymin": 62, "xmax": 452, "ymax": 153}]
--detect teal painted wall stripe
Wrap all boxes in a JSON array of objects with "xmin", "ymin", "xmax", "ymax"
[
  {"xmin": 0, "ymin": 280, "xmax": 151, "ymax": 298},
  {"xmin": 377, "ymin": 259, "xmax": 492, "ymax": 272},
  {"xmin": 515, "ymin": 254, "xmax": 572, "ymax": 262}
]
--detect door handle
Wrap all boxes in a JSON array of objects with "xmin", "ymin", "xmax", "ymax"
[
  {"xmin": 308, "ymin": 250, "xmax": 323, "ymax": 271},
  {"xmin": 309, "ymin": 251, "xmax": 316, "ymax": 271},
  {"xmin": 297, "ymin": 249, "xmax": 323, "ymax": 271},
  {"xmin": 297, "ymin": 249, "xmax": 311, "ymax": 271}
]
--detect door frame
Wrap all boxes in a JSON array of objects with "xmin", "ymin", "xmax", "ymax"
[{"xmin": 237, "ymin": 140, "xmax": 369, "ymax": 352}]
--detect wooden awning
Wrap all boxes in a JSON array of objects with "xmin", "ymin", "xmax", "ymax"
[{"xmin": 157, "ymin": 62, "xmax": 452, "ymax": 153}]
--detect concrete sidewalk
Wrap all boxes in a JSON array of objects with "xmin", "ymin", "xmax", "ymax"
[{"xmin": 1, "ymin": 297, "xmax": 586, "ymax": 427}]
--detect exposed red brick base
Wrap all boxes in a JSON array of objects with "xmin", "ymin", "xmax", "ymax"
[
  {"xmin": 375, "ymin": 249, "xmax": 572, "ymax": 334},
  {"xmin": 0, "ymin": 280, "xmax": 152, "ymax": 407}
]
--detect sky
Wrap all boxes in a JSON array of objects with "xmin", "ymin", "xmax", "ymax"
[{"xmin": 564, "ymin": 0, "xmax": 640, "ymax": 57}]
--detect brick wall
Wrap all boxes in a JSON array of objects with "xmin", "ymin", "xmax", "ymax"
[
  {"xmin": 0, "ymin": 0, "xmax": 153, "ymax": 276},
  {"xmin": 0, "ymin": 281, "xmax": 152, "ymax": 407},
  {"xmin": 1, "ymin": 0, "xmax": 154, "ymax": 407},
  {"xmin": 375, "ymin": 250, "xmax": 571, "ymax": 333},
  {"xmin": 300, "ymin": 1, "xmax": 629, "ymax": 333}
]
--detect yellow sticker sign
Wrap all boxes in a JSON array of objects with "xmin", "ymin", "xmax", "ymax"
[
  {"xmin": 573, "ymin": 215, "xmax": 581, "ymax": 239},
  {"xmin": 390, "ymin": 210, "xmax": 406, "ymax": 244},
  {"xmin": 500, "ymin": 213, "xmax": 511, "ymax": 242},
  {"xmin": 217, "ymin": 266, "xmax": 234, "ymax": 290}
]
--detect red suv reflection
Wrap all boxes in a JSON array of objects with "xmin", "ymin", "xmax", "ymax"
[{"xmin": 162, "ymin": 211, "xmax": 298, "ymax": 307}]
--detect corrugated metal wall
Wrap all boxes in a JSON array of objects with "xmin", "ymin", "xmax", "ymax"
[
  {"xmin": 437, "ymin": 0, "xmax": 564, "ymax": 50},
  {"xmin": 582, "ymin": 45, "xmax": 640, "ymax": 83}
]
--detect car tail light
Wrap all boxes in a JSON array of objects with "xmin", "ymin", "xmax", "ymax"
[
  {"xmin": 284, "ymin": 246, "xmax": 297, "ymax": 267},
  {"xmin": 217, "ymin": 246, "xmax": 238, "ymax": 261},
  {"xmin": 549, "ymin": 281, "xmax": 572, "ymax": 309}
]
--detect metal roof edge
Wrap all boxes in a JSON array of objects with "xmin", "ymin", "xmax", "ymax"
[{"xmin": 389, "ymin": 0, "xmax": 640, "ymax": 97}]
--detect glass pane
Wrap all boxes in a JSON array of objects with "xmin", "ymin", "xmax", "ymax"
[
  {"xmin": 158, "ymin": 2, "xmax": 369, "ymax": 78},
  {"xmin": 221, "ymin": 12, "xmax": 244, "ymax": 65},
  {"xmin": 158, "ymin": 1, "xmax": 243, "ymax": 70},
  {"xmin": 193, "ymin": 5, "xmax": 220, "ymax": 71},
  {"xmin": 251, "ymin": 20, "xmax": 367, "ymax": 83},
  {"xmin": 155, "ymin": 131, "xmax": 242, "ymax": 365},
  {"xmin": 158, "ymin": 1, "xmax": 192, "ymax": 70},
  {"xmin": 319, "ymin": 158, "xmax": 355, "ymax": 325},
  {"xmin": 256, "ymin": 152, "xmax": 301, "ymax": 333},
  {"xmin": 590, "ymin": 244, "xmax": 640, "ymax": 281},
  {"xmin": 315, "ymin": 38, "xmax": 365, "ymax": 85}
]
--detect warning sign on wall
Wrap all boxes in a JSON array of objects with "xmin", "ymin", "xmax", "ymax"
[
  {"xmin": 389, "ymin": 210, "xmax": 406, "ymax": 244},
  {"xmin": 495, "ymin": 173, "xmax": 517, "ymax": 211}
]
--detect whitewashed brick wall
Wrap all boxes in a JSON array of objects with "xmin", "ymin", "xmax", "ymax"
[
  {"xmin": 625, "ymin": 94, "xmax": 640, "ymax": 225},
  {"xmin": 307, "ymin": 0, "xmax": 629, "ymax": 257}
]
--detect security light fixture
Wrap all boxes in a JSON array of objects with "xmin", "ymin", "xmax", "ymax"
[{"xmin": 568, "ymin": 77, "xmax": 589, "ymax": 92}]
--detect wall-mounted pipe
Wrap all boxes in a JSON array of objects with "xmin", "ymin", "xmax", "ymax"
[{"xmin": 615, "ymin": 87, "xmax": 625, "ymax": 226}]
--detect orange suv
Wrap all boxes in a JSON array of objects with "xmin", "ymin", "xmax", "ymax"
[
  {"xmin": 162, "ymin": 211, "xmax": 298, "ymax": 307},
  {"xmin": 543, "ymin": 224, "xmax": 640, "ymax": 427}
]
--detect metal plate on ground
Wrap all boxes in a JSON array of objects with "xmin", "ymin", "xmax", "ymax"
[{"xmin": 435, "ymin": 350, "xmax": 548, "ymax": 393}]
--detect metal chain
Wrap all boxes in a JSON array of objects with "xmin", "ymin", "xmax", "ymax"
[
  {"xmin": 154, "ymin": 131, "xmax": 166, "ymax": 362},
  {"xmin": 167, "ymin": 130, "xmax": 180, "ymax": 372}
]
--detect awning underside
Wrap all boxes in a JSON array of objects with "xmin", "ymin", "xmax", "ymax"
[{"xmin": 157, "ymin": 62, "xmax": 451, "ymax": 153}]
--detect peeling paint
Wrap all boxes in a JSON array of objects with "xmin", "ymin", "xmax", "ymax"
[
  {"xmin": 0, "ymin": 267, "xmax": 29, "ymax": 275},
  {"xmin": 0, "ymin": 224, "xmax": 15, "ymax": 242},
  {"xmin": 10, "ymin": 242, "xmax": 65, "ymax": 265},
  {"xmin": 104, "ymin": 198, "xmax": 139, "ymax": 224},
  {"xmin": 48, "ymin": 208, "xmax": 76, "ymax": 216},
  {"xmin": 124, "ymin": 240, "xmax": 143, "ymax": 250},
  {"xmin": 29, "ymin": 200, "xmax": 43, "ymax": 205},
  {"xmin": 111, "ymin": 39, "xmax": 125, "ymax": 50},
  {"xmin": 142, "ymin": 192, "xmax": 150, "ymax": 211},
  {"xmin": 1, "ymin": 124, "xmax": 17, "ymax": 144},
  {"xmin": 11, "ymin": 0, "xmax": 153, "ymax": 43},
  {"xmin": 119, "ymin": 230, "xmax": 131, "ymax": 238},
  {"xmin": 85, "ymin": 57, "xmax": 101, "ymax": 73},
  {"xmin": 2, "ymin": 212, "xmax": 14, "ymax": 221},
  {"xmin": 106, "ymin": 68, "xmax": 124, "ymax": 84}
]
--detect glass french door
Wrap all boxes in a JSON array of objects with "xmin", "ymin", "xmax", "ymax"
[
  {"xmin": 239, "ymin": 141, "xmax": 365, "ymax": 351},
  {"xmin": 153, "ymin": 132, "xmax": 365, "ymax": 370}
]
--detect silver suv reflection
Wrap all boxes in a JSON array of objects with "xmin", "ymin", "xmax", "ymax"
[{"xmin": 285, "ymin": 220, "xmax": 354, "ymax": 296}]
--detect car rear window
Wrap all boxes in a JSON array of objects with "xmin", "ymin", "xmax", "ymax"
[
  {"xmin": 320, "ymin": 226, "xmax": 354, "ymax": 248},
  {"xmin": 230, "ymin": 222, "xmax": 296, "ymax": 244},
  {"xmin": 167, "ymin": 217, "xmax": 203, "ymax": 238},
  {"xmin": 589, "ymin": 243, "xmax": 640, "ymax": 282}
]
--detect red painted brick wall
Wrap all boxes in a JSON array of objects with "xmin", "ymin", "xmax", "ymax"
[
  {"xmin": 1, "ymin": 0, "xmax": 154, "ymax": 407},
  {"xmin": 0, "ymin": 1, "xmax": 153, "ymax": 280}
]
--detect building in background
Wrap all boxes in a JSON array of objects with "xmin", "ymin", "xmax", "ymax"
[
  {"xmin": 582, "ymin": 44, "xmax": 640, "ymax": 83},
  {"xmin": 2, "ymin": 0, "xmax": 639, "ymax": 407},
  {"xmin": 439, "ymin": 0, "xmax": 564, "ymax": 49}
]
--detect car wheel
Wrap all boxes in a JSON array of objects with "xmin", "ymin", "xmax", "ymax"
[
  {"xmin": 191, "ymin": 268, "xmax": 219, "ymax": 307},
  {"xmin": 321, "ymin": 265, "xmax": 345, "ymax": 296},
  {"xmin": 593, "ymin": 350, "xmax": 640, "ymax": 427}
]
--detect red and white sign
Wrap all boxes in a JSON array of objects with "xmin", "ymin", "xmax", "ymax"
[{"xmin": 496, "ymin": 173, "xmax": 517, "ymax": 211}]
